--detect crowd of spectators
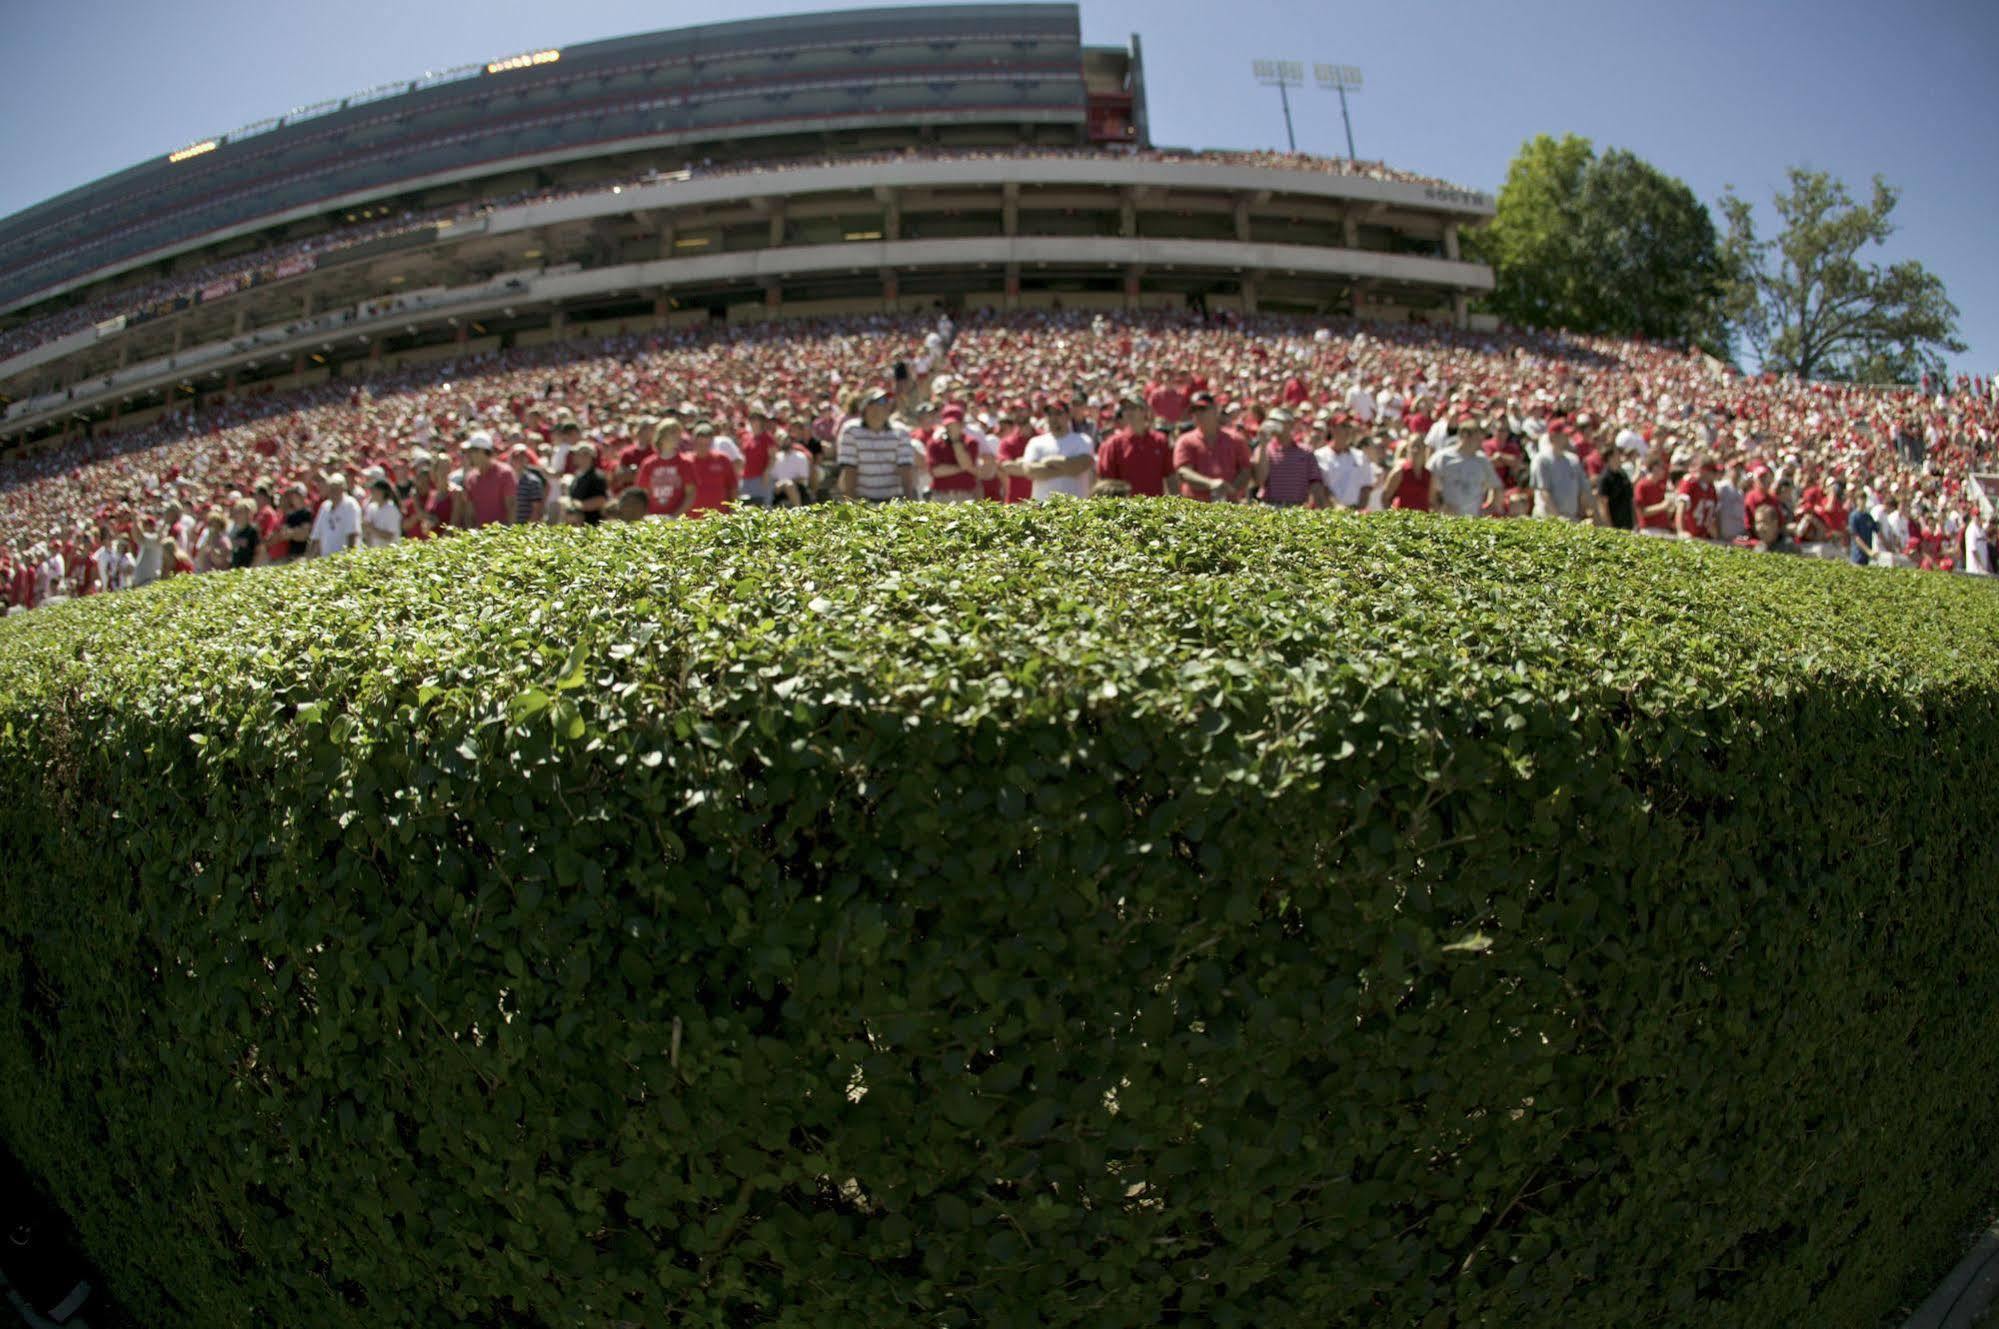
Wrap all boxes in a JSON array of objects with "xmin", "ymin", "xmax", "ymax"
[
  {"xmin": 5, "ymin": 307, "xmax": 1994, "ymax": 611},
  {"xmin": 0, "ymin": 145, "xmax": 1472, "ymax": 365}
]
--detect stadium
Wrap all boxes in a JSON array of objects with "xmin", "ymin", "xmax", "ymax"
[{"xmin": 0, "ymin": 2, "xmax": 1492, "ymax": 448}]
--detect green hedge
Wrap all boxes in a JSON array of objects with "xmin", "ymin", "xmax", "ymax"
[{"xmin": 1, "ymin": 503, "xmax": 1995, "ymax": 1328}]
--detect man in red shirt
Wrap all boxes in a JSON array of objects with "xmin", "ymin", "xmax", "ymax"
[
  {"xmin": 460, "ymin": 433, "xmax": 518, "ymax": 528},
  {"xmin": 1146, "ymin": 377, "xmax": 1190, "ymax": 429},
  {"xmin": 1096, "ymin": 398, "xmax": 1173, "ymax": 497},
  {"xmin": 1173, "ymin": 392, "xmax": 1234, "ymax": 501},
  {"xmin": 739, "ymin": 405, "xmax": 776, "ymax": 506},
  {"xmin": 1633, "ymin": 454, "xmax": 1677, "ymax": 536},
  {"xmin": 682, "ymin": 422, "xmax": 739, "ymax": 517},
  {"xmin": 637, "ymin": 420, "xmax": 694, "ymax": 518},
  {"xmin": 1675, "ymin": 456, "xmax": 1721, "ymax": 541},
  {"xmin": 924, "ymin": 406, "xmax": 981, "ymax": 502},
  {"xmin": 992, "ymin": 409, "xmax": 1033, "ymax": 503}
]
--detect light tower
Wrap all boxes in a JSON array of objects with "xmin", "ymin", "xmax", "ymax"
[{"xmin": 1314, "ymin": 64, "xmax": 1364, "ymax": 160}]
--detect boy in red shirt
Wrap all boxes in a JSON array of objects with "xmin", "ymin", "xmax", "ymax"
[
  {"xmin": 636, "ymin": 420, "xmax": 694, "ymax": 518},
  {"xmin": 682, "ymin": 421, "xmax": 739, "ymax": 517},
  {"xmin": 1676, "ymin": 458, "xmax": 1720, "ymax": 541},
  {"xmin": 740, "ymin": 405, "xmax": 777, "ymax": 506},
  {"xmin": 1633, "ymin": 455, "xmax": 1677, "ymax": 535}
]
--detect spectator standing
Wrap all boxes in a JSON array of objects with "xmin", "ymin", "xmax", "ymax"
[
  {"xmin": 1173, "ymin": 392, "xmax": 1235, "ymax": 501},
  {"xmin": 131, "ymin": 517, "xmax": 166, "ymax": 586},
  {"xmin": 1714, "ymin": 461, "xmax": 1748, "ymax": 543},
  {"xmin": 683, "ymin": 422, "xmax": 740, "ymax": 517},
  {"xmin": 1530, "ymin": 428, "xmax": 1589, "ymax": 521},
  {"xmin": 460, "ymin": 433, "xmax": 517, "ymax": 528},
  {"xmin": 1966, "ymin": 517, "xmax": 1992, "ymax": 575},
  {"xmin": 1146, "ymin": 375, "xmax": 1190, "ymax": 429},
  {"xmin": 1676, "ymin": 458, "xmax": 1721, "ymax": 541},
  {"xmin": 1255, "ymin": 410, "xmax": 1328, "ymax": 507},
  {"xmin": 768, "ymin": 430, "xmax": 816, "ymax": 507},
  {"xmin": 1013, "ymin": 402, "xmax": 1096, "ymax": 501},
  {"xmin": 1633, "ymin": 455, "xmax": 1677, "ymax": 537},
  {"xmin": 991, "ymin": 408, "xmax": 1033, "ymax": 503},
  {"xmin": 1432, "ymin": 422, "xmax": 1502, "ymax": 518},
  {"xmin": 1873, "ymin": 493, "xmax": 1911, "ymax": 568},
  {"xmin": 567, "ymin": 442, "xmax": 609, "ymax": 524},
  {"xmin": 509, "ymin": 445, "xmax": 549, "ymax": 524},
  {"xmin": 1593, "ymin": 440, "xmax": 1636, "ymax": 529},
  {"xmin": 1095, "ymin": 398, "xmax": 1173, "ymax": 498},
  {"xmin": 637, "ymin": 421, "xmax": 694, "ymax": 517},
  {"xmin": 35, "ymin": 544, "xmax": 65, "ymax": 602},
  {"xmin": 1314, "ymin": 419, "xmax": 1373, "ymax": 510},
  {"xmin": 193, "ymin": 510, "xmax": 232, "ymax": 573},
  {"xmin": 363, "ymin": 478, "xmax": 402, "ymax": 547},
  {"xmin": 271, "ymin": 485, "xmax": 315, "ymax": 562},
  {"xmin": 739, "ymin": 406, "xmax": 776, "ymax": 506},
  {"xmin": 309, "ymin": 475, "xmax": 362, "ymax": 557},
  {"xmin": 227, "ymin": 500, "xmax": 260, "ymax": 568},
  {"xmin": 924, "ymin": 405, "xmax": 982, "ymax": 503},
  {"xmin": 1379, "ymin": 437, "xmax": 1436, "ymax": 511},
  {"xmin": 1849, "ymin": 500, "xmax": 1881, "ymax": 567},
  {"xmin": 837, "ymin": 388, "xmax": 916, "ymax": 502}
]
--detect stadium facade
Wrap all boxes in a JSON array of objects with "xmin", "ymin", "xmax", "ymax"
[{"xmin": 0, "ymin": 4, "xmax": 1494, "ymax": 446}]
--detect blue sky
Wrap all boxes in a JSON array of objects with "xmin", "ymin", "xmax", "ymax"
[{"xmin": 5, "ymin": 0, "xmax": 1994, "ymax": 375}]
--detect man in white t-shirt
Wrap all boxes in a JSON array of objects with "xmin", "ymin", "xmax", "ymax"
[
  {"xmin": 1344, "ymin": 382, "xmax": 1377, "ymax": 424},
  {"xmin": 768, "ymin": 433, "xmax": 815, "ymax": 506},
  {"xmin": 310, "ymin": 474, "xmax": 363, "ymax": 556},
  {"xmin": 1007, "ymin": 401, "xmax": 1096, "ymax": 500},
  {"xmin": 1966, "ymin": 518, "xmax": 1991, "ymax": 576},
  {"xmin": 1315, "ymin": 423, "xmax": 1373, "ymax": 509}
]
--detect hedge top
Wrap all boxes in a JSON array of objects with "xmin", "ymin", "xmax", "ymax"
[{"xmin": 2, "ymin": 502, "xmax": 1991, "ymax": 735}]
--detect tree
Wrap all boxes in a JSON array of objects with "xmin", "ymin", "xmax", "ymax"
[
  {"xmin": 1469, "ymin": 134, "xmax": 1594, "ymax": 331},
  {"xmin": 1470, "ymin": 135, "xmax": 1727, "ymax": 350},
  {"xmin": 1571, "ymin": 150, "xmax": 1728, "ymax": 349},
  {"xmin": 1718, "ymin": 169, "xmax": 1964, "ymax": 383}
]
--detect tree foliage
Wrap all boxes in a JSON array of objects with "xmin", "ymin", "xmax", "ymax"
[
  {"xmin": 1472, "ymin": 134, "xmax": 1726, "ymax": 350},
  {"xmin": 3, "ymin": 504, "xmax": 1999, "ymax": 1328},
  {"xmin": 1719, "ymin": 169, "xmax": 1964, "ymax": 383}
]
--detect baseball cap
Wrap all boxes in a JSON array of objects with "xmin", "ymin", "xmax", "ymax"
[
  {"xmin": 939, "ymin": 405, "xmax": 966, "ymax": 424},
  {"xmin": 860, "ymin": 387, "xmax": 893, "ymax": 407},
  {"xmin": 1189, "ymin": 391, "xmax": 1218, "ymax": 409},
  {"xmin": 464, "ymin": 432, "xmax": 495, "ymax": 452}
]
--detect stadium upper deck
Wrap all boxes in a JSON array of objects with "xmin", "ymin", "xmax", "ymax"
[
  {"xmin": 0, "ymin": 5, "xmax": 1119, "ymax": 313},
  {"xmin": 0, "ymin": 5, "xmax": 1496, "ymax": 447}
]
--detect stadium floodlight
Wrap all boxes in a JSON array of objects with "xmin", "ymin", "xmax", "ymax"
[
  {"xmin": 486, "ymin": 48, "xmax": 561, "ymax": 75},
  {"xmin": 1251, "ymin": 60, "xmax": 1306, "ymax": 153},
  {"xmin": 168, "ymin": 140, "xmax": 218, "ymax": 165},
  {"xmin": 1313, "ymin": 64, "xmax": 1364, "ymax": 160}
]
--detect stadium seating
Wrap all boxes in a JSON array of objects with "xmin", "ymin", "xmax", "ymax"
[
  {"xmin": 2, "ymin": 308, "xmax": 1993, "ymax": 607},
  {"xmin": 0, "ymin": 148, "xmax": 1473, "ymax": 365}
]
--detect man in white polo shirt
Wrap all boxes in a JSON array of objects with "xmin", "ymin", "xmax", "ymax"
[{"xmin": 1007, "ymin": 400, "xmax": 1096, "ymax": 500}]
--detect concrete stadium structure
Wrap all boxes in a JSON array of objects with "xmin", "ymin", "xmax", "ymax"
[{"xmin": 0, "ymin": 4, "xmax": 1493, "ymax": 446}]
